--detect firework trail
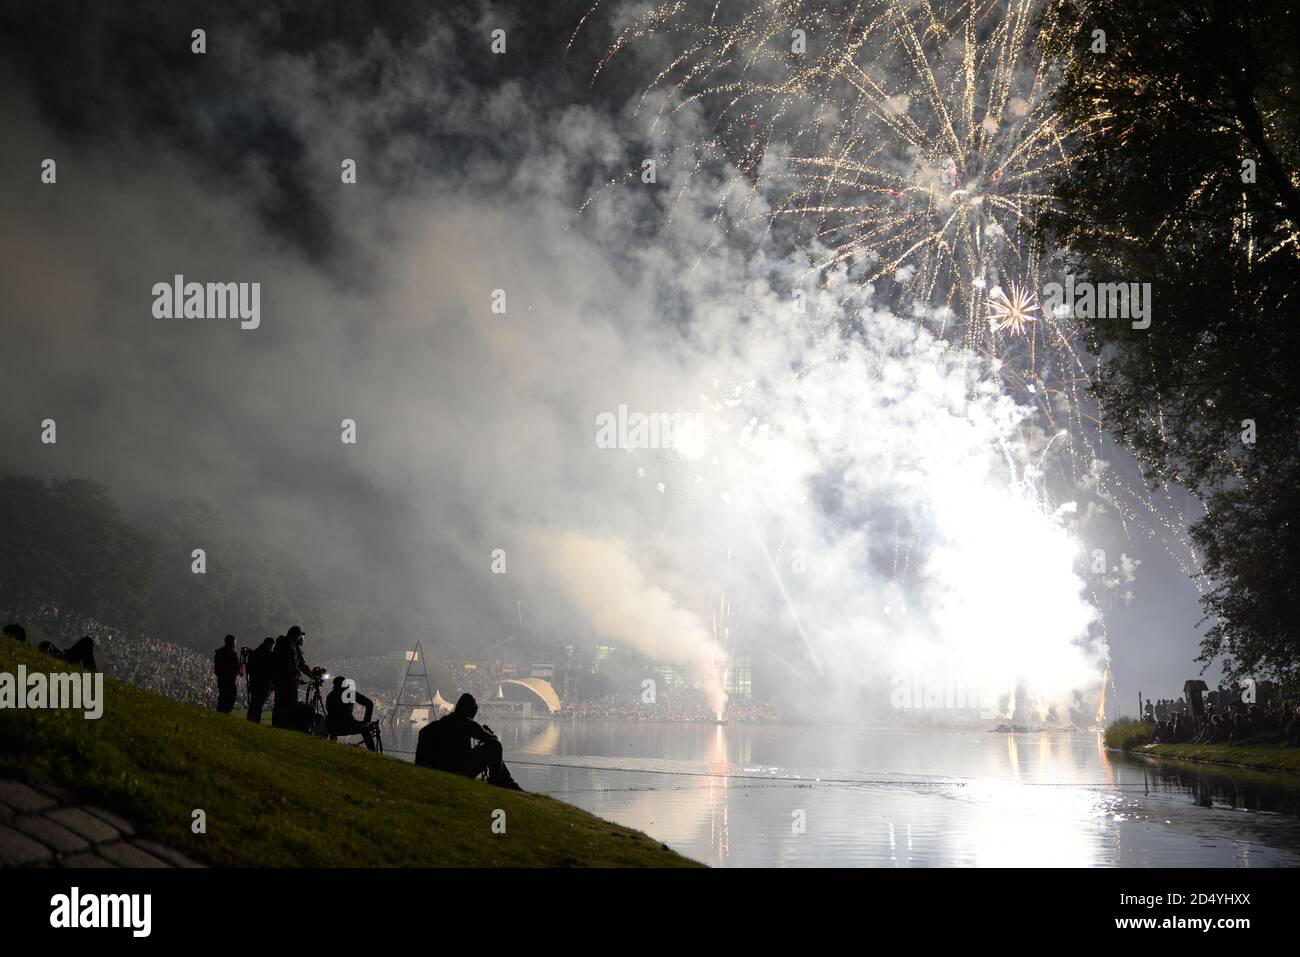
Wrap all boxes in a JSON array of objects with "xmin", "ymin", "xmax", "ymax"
[{"xmin": 578, "ymin": 1, "xmax": 1076, "ymax": 331}]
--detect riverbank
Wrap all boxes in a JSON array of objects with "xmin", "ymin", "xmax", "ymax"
[
  {"xmin": 1105, "ymin": 718, "xmax": 1300, "ymax": 775},
  {"xmin": 0, "ymin": 639, "xmax": 698, "ymax": 867}
]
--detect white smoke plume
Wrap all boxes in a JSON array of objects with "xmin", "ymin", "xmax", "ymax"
[
  {"xmin": 0, "ymin": 15, "xmax": 1109, "ymax": 717},
  {"xmin": 532, "ymin": 532, "xmax": 729, "ymax": 715}
]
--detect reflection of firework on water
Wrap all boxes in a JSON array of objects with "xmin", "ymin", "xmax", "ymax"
[{"xmin": 987, "ymin": 281, "xmax": 1039, "ymax": 335}]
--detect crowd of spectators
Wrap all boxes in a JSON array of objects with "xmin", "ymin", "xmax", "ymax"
[
  {"xmin": 8, "ymin": 603, "xmax": 408, "ymax": 716},
  {"xmin": 17, "ymin": 603, "xmax": 213, "ymax": 706},
  {"xmin": 1143, "ymin": 686, "xmax": 1300, "ymax": 748}
]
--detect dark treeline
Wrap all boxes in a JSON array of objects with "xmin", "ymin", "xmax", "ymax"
[
  {"xmin": 1041, "ymin": 0, "xmax": 1300, "ymax": 685},
  {"xmin": 0, "ymin": 474, "xmax": 418, "ymax": 656}
]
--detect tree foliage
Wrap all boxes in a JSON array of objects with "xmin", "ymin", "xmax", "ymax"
[
  {"xmin": 0, "ymin": 476, "xmax": 154, "ymax": 627},
  {"xmin": 1, "ymin": 475, "xmax": 330, "ymax": 655},
  {"xmin": 1040, "ymin": 0, "xmax": 1300, "ymax": 681}
]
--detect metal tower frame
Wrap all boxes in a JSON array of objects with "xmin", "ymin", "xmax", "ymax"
[{"xmin": 387, "ymin": 639, "xmax": 436, "ymax": 728}]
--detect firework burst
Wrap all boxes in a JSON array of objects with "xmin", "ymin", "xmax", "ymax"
[
  {"xmin": 987, "ymin": 281, "xmax": 1040, "ymax": 335},
  {"xmin": 576, "ymin": 0, "xmax": 1208, "ymax": 706},
  {"xmin": 577, "ymin": 1, "xmax": 1083, "ymax": 343}
]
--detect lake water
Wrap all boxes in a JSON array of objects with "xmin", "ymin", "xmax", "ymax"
[{"xmin": 393, "ymin": 720, "xmax": 1300, "ymax": 867}]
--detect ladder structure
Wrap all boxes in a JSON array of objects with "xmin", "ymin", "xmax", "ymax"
[{"xmin": 387, "ymin": 640, "xmax": 436, "ymax": 729}]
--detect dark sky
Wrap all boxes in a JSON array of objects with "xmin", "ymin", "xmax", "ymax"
[{"xmin": 0, "ymin": 0, "xmax": 1213, "ymax": 714}]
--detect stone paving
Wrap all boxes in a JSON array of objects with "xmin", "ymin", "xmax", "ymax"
[{"xmin": 0, "ymin": 777, "xmax": 203, "ymax": 868}]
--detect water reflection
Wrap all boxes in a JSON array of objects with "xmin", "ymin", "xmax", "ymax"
[
  {"xmin": 390, "ymin": 720, "xmax": 1300, "ymax": 867},
  {"xmin": 1110, "ymin": 751, "xmax": 1300, "ymax": 816}
]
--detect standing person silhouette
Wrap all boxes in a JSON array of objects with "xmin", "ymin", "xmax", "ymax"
[
  {"xmin": 213, "ymin": 634, "xmax": 242, "ymax": 713},
  {"xmin": 245, "ymin": 637, "xmax": 276, "ymax": 722}
]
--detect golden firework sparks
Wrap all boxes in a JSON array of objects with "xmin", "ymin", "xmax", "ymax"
[
  {"xmin": 986, "ymin": 281, "xmax": 1040, "ymax": 335},
  {"xmin": 576, "ymin": 0, "xmax": 1207, "ymax": 648}
]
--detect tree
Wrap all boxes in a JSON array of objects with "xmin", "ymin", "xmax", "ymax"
[
  {"xmin": 0, "ymin": 476, "xmax": 154, "ymax": 626},
  {"xmin": 1039, "ymin": 0, "xmax": 1300, "ymax": 681}
]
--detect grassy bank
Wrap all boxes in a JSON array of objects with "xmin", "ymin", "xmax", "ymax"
[
  {"xmin": 0, "ymin": 639, "xmax": 698, "ymax": 867},
  {"xmin": 1103, "ymin": 718, "xmax": 1152, "ymax": 751},
  {"xmin": 1104, "ymin": 717, "xmax": 1300, "ymax": 774}
]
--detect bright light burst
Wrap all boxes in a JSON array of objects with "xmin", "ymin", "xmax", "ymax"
[
  {"xmin": 578, "ymin": 0, "xmax": 1205, "ymax": 584},
  {"xmin": 574, "ymin": 0, "xmax": 1208, "ymax": 710},
  {"xmin": 986, "ymin": 281, "xmax": 1040, "ymax": 335}
]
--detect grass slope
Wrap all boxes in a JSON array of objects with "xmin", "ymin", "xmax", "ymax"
[
  {"xmin": 1104, "ymin": 718, "xmax": 1300, "ymax": 774},
  {"xmin": 0, "ymin": 640, "xmax": 698, "ymax": 867}
]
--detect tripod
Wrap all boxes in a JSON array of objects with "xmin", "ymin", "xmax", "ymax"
[{"xmin": 305, "ymin": 675, "xmax": 330, "ymax": 737}]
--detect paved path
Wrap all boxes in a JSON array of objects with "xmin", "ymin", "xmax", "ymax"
[{"xmin": 0, "ymin": 777, "xmax": 202, "ymax": 867}]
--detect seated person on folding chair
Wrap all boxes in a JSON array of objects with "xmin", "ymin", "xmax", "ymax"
[{"xmin": 325, "ymin": 675, "xmax": 377, "ymax": 751}]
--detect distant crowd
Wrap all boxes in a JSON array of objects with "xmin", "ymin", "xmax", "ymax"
[
  {"xmin": 4, "ymin": 604, "xmax": 783, "ymax": 737},
  {"xmin": 12, "ymin": 604, "xmax": 212, "ymax": 705},
  {"xmin": 1141, "ymin": 685, "xmax": 1300, "ymax": 748},
  {"xmin": 9, "ymin": 604, "xmax": 403, "ymax": 714}
]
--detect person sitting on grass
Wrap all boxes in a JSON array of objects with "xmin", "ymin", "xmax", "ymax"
[
  {"xmin": 37, "ymin": 634, "xmax": 97, "ymax": 671},
  {"xmin": 415, "ymin": 693, "xmax": 523, "ymax": 791}
]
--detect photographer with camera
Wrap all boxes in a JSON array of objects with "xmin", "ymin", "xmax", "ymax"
[
  {"xmin": 213, "ymin": 634, "xmax": 243, "ymax": 713},
  {"xmin": 325, "ymin": 676, "xmax": 378, "ymax": 751},
  {"xmin": 415, "ymin": 693, "xmax": 522, "ymax": 790},
  {"xmin": 270, "ymin": 626, "xmax": 315, "ymax": 732}
]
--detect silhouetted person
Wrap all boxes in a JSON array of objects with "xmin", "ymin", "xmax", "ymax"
[
  {"xmin": 325, "ymin": 676, "xmax": 376, "ymax": 751},
  {"xmin": 415, "ymin": 693, "xmax": 522, "ymax": 790},
  {"xmin": 37, "ymin": 635, "xmax": 97, "ymax": 671},
  {"xmin": 2, "ymin": 623, "xmax": 27, "ymax": 644},
  {"xmin": 246, "ymin": 637, "xmax": 276, "ymax": 723},
  {"xmin": 271, "ymin": 628, "xmax": 313, "ymax": 730},
  {"xmin": 213, "ymin": 634, "xmax": 242, "ymax": 713}
]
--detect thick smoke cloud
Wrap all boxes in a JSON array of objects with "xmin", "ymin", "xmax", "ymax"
[{"xmin": 0, "ymin": 2, "xmax": 1200, "ymax": 710}]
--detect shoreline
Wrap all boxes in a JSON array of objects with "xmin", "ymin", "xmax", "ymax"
[
  {"xmin": 1106, "ymin": 743, "xmax": 1300, "ymax": 777},
  {"xmin": 0, "ymin": 640, "xmax": 698, "ymax": 867}
]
